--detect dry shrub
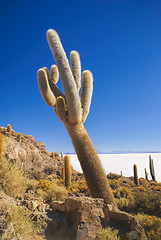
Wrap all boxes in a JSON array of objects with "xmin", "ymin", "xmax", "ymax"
[
  {"xmin": 116, "ymin": 197, "xmax": 134, "ymax": 212},
  {"xmin": 154, "ymin": 185, "xmax": 161, "ymax": 191},
  {"xmin": 136, "ymin": 213, "xmax": 161, "ymax": 240},
  {"xmin": 37, "ymin": 179, "xmax": 67, "ymax": 202},
  {"xmin": 92, "ymin": 227, "xmax": 120, "ymax": 240},
  {"xmin": 0, "ymin": 157, "xmax": 27, "ymax": 197},
  {"xmin": 70, "ymin": 179, "xmax": 88, "ymax": 194},
  {"xmin": 6, "ymin": 205, "xmax": 43, "ymax": 240},
  {"xmin": 27, "ymin": 178, "xmax": 39, "ymax": 190},
  {"xmin": 136, "ymin": 186, "xmax": 146, "ymax": 192},
  {"xmin": 109, "ymin": 179, "xmax": 121, "ymax": 189},
  {"xmin": 113, "ymin": 186, "xmax": 132, "ymax": 199}
]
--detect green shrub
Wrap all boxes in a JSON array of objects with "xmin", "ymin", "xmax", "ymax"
[
  {"xmin": 136, "ymin": 213, "xmax": 161, "ymax": 240},
  {"xmin": 134, "ymin": 191, "xmax": 161, "ymax": 216},
  {"xmin": 92, "ymin": 227, "xmax": 120, "ymax": 240}
]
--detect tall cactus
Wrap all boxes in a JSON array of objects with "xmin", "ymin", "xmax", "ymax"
[
  {"xmin": 37, "ymin": 29, "xmax": 116, "ymax": 205},
  {"xmin": 64, "ymin": 155, "xmax": 71, "ymax": 187},
  {"xmin": 133, "ymin": 164, "xmax": 139, "ymax": 186},
  {"xmin": 149, "ymin": 155, "xmax": 156, "ymax": 181}
]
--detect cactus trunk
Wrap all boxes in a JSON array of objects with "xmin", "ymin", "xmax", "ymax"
[{"xmin": 65, "ymin": 121, "xmax": 116, "ymax": 205}]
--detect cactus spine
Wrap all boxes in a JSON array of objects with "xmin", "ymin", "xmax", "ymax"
[
  {"xmin": 7, "ymin": 124, "xmax": 11, "ymax": 136},
  {"xmin": 149, "ymin": 155, "xmax": 156, "ymax": 181},
  {"xmin": 37, "ymin": 29, "xmax": 116, "ymax": 205},
  {"xmin": 144, "ymin": 168, "xmax": 148, "ymax": 180},
  {"xmin": 0, "ymin": 134, "xmax": 5, "ymax": 159},
  {"xmin": 64, "ymin": 155, "xmax": 71, "ymax": 187},
  {"xmin": 133, "ymin": 164, "xmax": 139, "ymax": 185}
]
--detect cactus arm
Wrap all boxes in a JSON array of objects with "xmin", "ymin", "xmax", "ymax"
[
  {"xmin": 51, "ymin": 64, "xmax": 59, "ymax": 84},
  {"xmin": 37, "ymin": 68, "xmax": 56, "ymax": 107},
  {"xmin": 81, "ymin": 70, "xmax": 93, "ymax": 122},
  {"xmin": 64, "ymin": 121, "xmax": 116, "ymax": 205},
  {"xmin": 49, "ymin": 80, "xmax": 65, "ymax": 99},
  {"xmin": 56, "ymin": 97, "xmax": 67, "ymax": 122},
  {"xmin": 47, "ymin": 29, "xmax": 81, "ymax": 123},
  {"xmin": 70, "ymin": 51, "xmax": 81, "ymax": 93},
  {"xmin": 43, "ymin": 66, "xmax": 65, "ymax": 99}
]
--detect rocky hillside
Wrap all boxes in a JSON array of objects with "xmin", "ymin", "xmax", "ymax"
[{"xmin": 0, "ymin": 126, "xmax": 67, "ymax": 179}]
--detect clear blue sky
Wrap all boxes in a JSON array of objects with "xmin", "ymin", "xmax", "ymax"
[{"xmin": 0, "ymin": 0, "xmax": 161, "ymax": 153}]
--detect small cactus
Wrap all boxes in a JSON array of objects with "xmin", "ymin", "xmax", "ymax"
[
  {"xmin": 0, "ymin": 134, "xmax": 5, "ymax": 159},
  {"xmin": 149, "ymin": 155, "xmax": 156, "ymax": 181},
  {"xmin": 144, "ymin": 168, "xmax": 148, "ymax": 180},
  {"xmin": 17, "ymin": 134, "xmax": 21, "ymax": 143},
  {"xmin": 133, "ymin": 164, "xmax": 139, "ymax": 185},
  {"xmin": 61, "ymin": 166, "xmax": 65, "ymax": 182},
  {"xmin": 60, "ymin": 151, "xmax": 63, "ymax": 158},
  {"xmin": 51, "ymin": 152, "xmax": 55, "ymax": 159},
  {"xmin": 64, "ymin": 155, "xmax": 71, "ymax": 187},
  {"xmin": 7, "ymin": 124, "xmax": 11, "ymax": 135}
]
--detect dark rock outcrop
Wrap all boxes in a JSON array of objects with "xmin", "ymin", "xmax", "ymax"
[{"xmin": 46, "ymin": 196, "xmax": 147, "ymax": 240}]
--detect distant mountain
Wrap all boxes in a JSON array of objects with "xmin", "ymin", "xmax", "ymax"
[
  {"xmin": 100, "ymin": 150, "xmax": 161, "ymax": 154},
  {"xmin": 65, "ymin": 150, "xmax": 161, "ymax": 155}
]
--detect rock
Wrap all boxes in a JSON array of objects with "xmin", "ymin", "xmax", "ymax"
[
  {"xmin": 23, "ymin": 200, "xmax": 39, "ymax": 211},
  {"xmin": 48, "ymin": 196, "xmax": 147, "ymax": 240},
  {"xmin": 104, "ymin": 204, "xmax": 137, "ymax": 229},
  {"xmin": 52, "ymin": 201, "xmax": 66, "ymax": 212}
]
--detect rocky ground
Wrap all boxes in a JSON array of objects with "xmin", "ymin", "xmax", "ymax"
[{"xmin": 1, "ymin": 126, "xmax": 161, "ymax": 239}]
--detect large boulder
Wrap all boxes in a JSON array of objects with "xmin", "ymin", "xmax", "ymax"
[{"xmin": 45, "ymin": 196, "xmax": 147, "ymax": 240}]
